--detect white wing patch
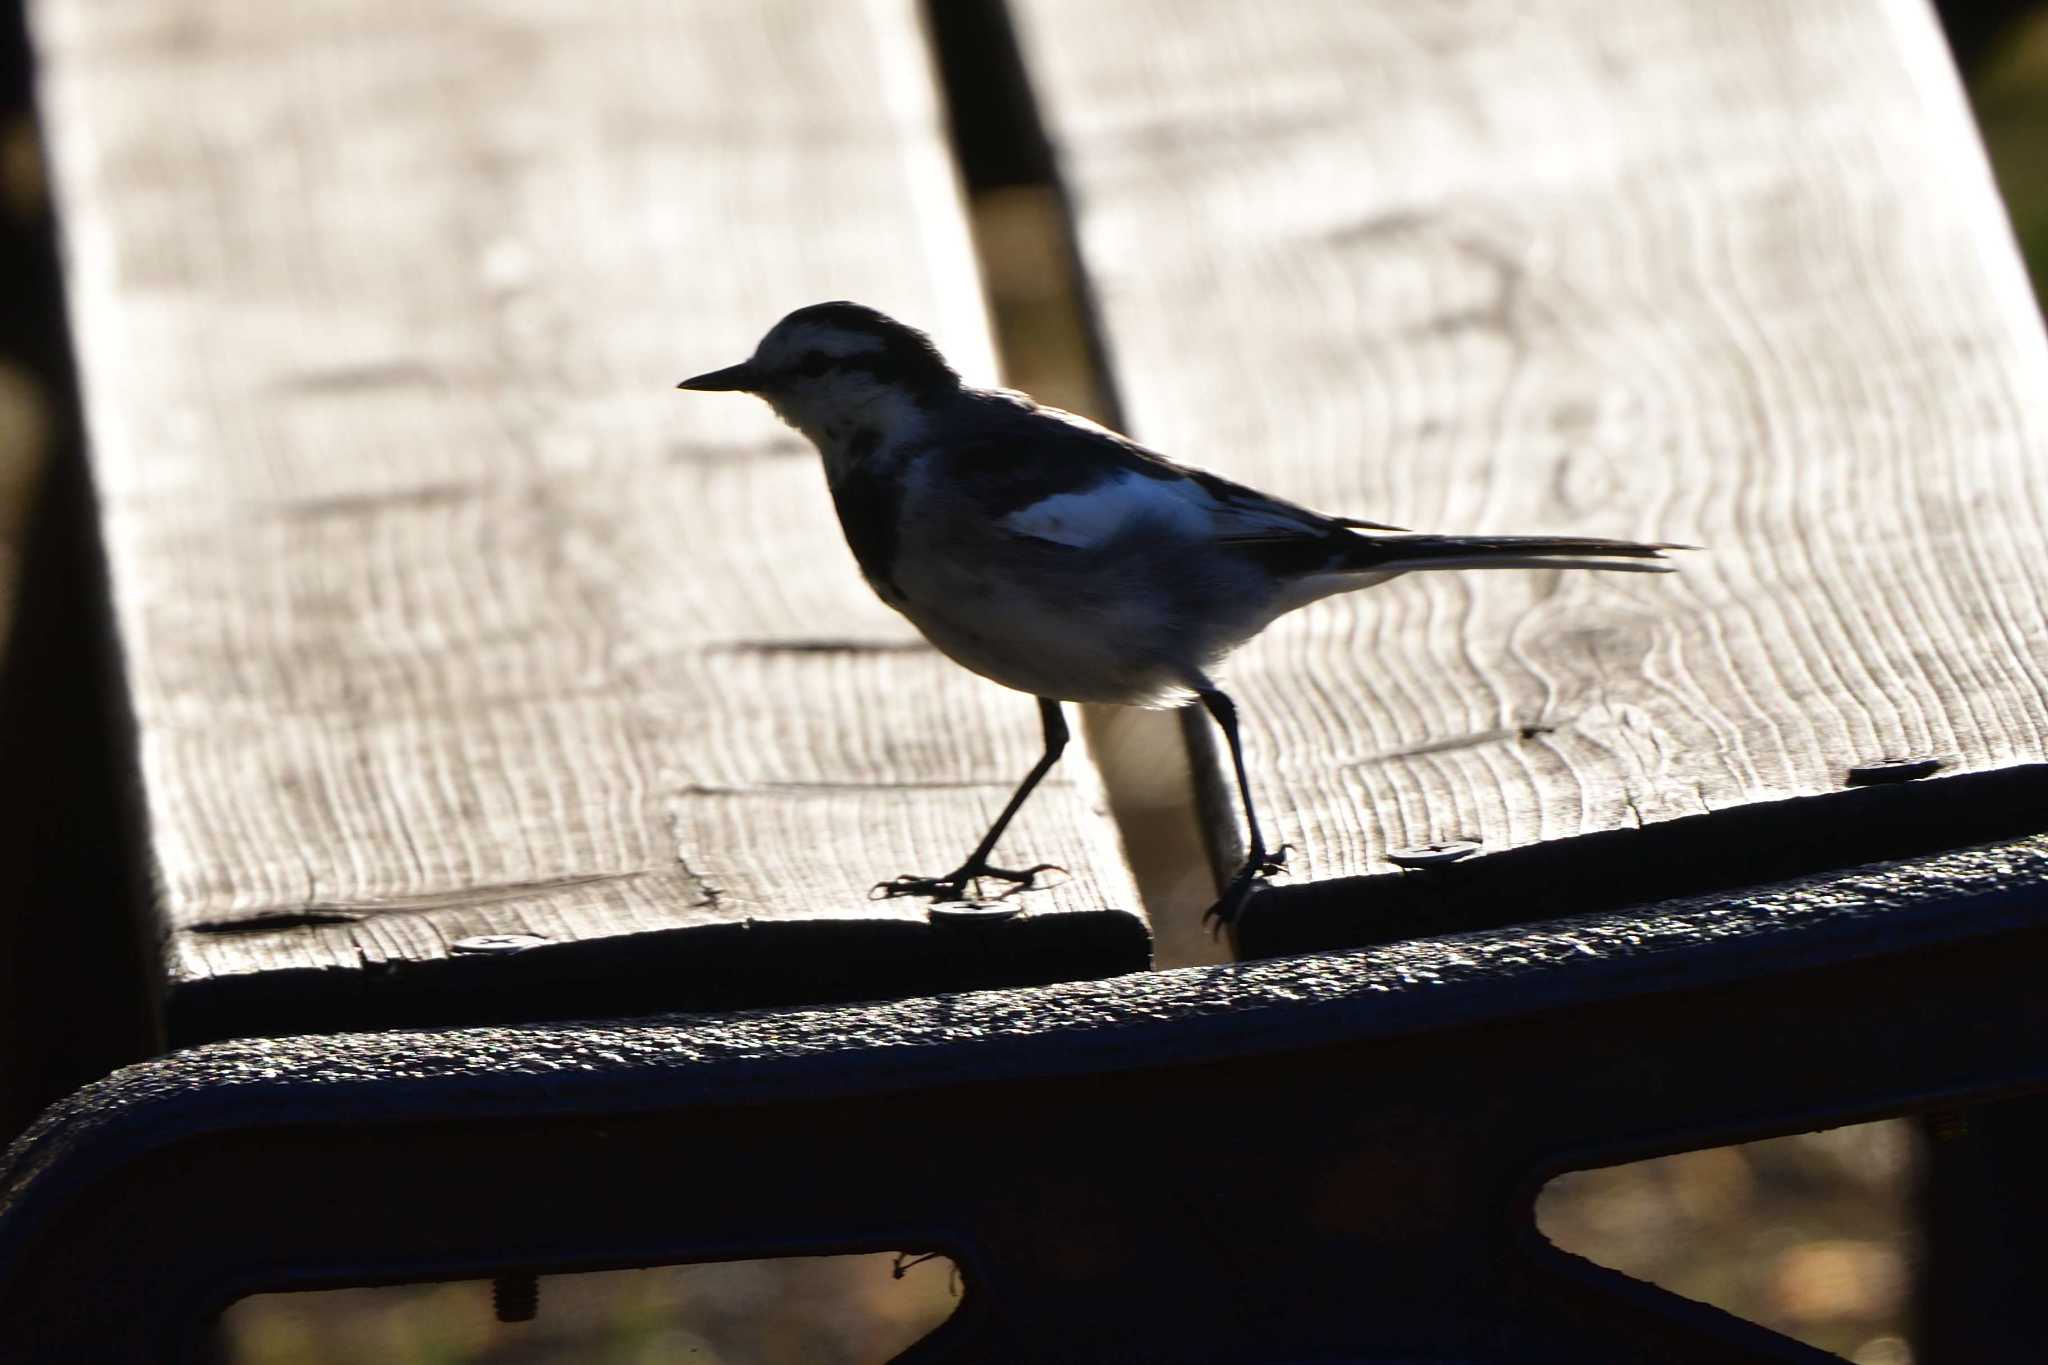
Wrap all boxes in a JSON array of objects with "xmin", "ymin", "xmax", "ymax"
[{"xmin": 1000, "ymin": 469, "xmax": 1213, "ymax": 549}]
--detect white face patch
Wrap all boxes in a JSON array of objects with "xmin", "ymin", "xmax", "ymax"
[{"xmin": 1001, "ymin": 469, "xmax": 1212, "ymax": 549}]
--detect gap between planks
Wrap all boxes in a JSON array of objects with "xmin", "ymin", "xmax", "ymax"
[{"xmin": 925, "ymin": 0, "xmax": 1226, "ymax": 967}]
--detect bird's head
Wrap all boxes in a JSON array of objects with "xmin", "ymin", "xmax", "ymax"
[{"xmin": 677, "ymin": 302, "xmax": 960, "ymax": 449}]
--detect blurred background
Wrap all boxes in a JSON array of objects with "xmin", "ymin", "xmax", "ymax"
[{"xmin": 3, "ymin": 2, "xmax": 2045, "ymax": 1361}]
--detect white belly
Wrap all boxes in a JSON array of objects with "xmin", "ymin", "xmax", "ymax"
[{"xmin": 902, "ymin": 593, "xmax": 1191, "ymax": 706}]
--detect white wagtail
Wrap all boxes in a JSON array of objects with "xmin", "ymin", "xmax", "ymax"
[{"xmin": 680, "ymin": 302, "xmax": 1685, "ymax": 923}]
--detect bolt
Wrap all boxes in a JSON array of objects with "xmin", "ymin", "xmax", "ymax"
[
  {"xmin": 451, "ymin": 933, "xmax": 550, "ymax": 955},
  {"xmin": 1845, "ymin": 757, "xmax": 1944, "ymax": 787},
  {"xmin": 1387, "ymin": 840, "xmax": 1481, "ymax": 869},
  {"xmin": 927, "ymin": 900, "xmax": 1023, "ymax": 925},
  {"xmin": 492, "ymin": 1273, "xmax": 538, "ymax": 1323}
]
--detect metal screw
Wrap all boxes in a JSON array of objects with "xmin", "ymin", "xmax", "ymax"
[
  {"xmin": 1387, "ymin": 840, "xmax": 1481, "ymax": 869},
  {"xmin": 492, "ymin": 1273, "xmax": 538, "ymax": 1323},
  {"xmin": 1845, "ymin": 757, "xmax": 1944, "ymax": 787},
  {"xmin": 927, "ymin": 900, "xmax": 1023, "ymax": 925},
  {"xmin": 451, "ymin": 933, "xmax": 550, "ymax": 955}
]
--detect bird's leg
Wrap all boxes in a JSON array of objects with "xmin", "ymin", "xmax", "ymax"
[
  {"xmin": 875, "ymin": 696, "xmax": 1070, "ymax": 902},
  {"xmin": 1199, "ymin": 687, "xmax": 1290, "ymax": 928}
]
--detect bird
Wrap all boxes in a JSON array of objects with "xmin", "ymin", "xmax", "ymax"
[{"xmin": 678, "ymin": 301, "xmax": 1685, "ymax": 925}]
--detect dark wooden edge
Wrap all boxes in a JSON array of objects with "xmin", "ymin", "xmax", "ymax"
[
  {"xmin": 0, "ymin": 0, "xmax": 160, "ymax": 1141},
  {"xmin": 4, "ymin": 832, "xmax": 2045, "ymax": 1361},
  {"xmin": 919, "ymin": 0, "xmax": 1134, "ymax": 445},
  {"xmin": 1230, "ymin": 762, "xmax": 2048, "ymax": 958},
  {"xmin": 921, "ymin": 0, "xmax": 1055, "ymax": 193},
  {"xmin": 166, "ymin": 909, "xmax": 1152, "ymax": 1048}
]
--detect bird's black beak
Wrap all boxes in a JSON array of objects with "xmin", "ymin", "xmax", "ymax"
[{"xmin": 676, "ymin": 361, "xmax": 759, "ymax": 393}]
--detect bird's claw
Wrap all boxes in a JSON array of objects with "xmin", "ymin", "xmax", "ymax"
[
  {"xmin": 1252, "ymin": 843, "xmax": 1292, "ymax": 878},
  {"xmin": 1200, "ymin": 845, "xmax": 1291, "ymax": 933},
  {"xmin": 872, "ymin": 872, "xmax": 969, "ymax": 902},
  {"xmin": 987, "ymin": 862, "xmax": 1067, "ymax": 899},
  {"xmin": 871, "ymin": 861, "xmax": 1067, "ymax": 903}
]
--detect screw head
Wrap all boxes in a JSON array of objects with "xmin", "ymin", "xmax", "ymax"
[
  {"xmin": 451, "ymin": 933, "xmax": 550, "ymax": 955},
  {"xmin": 927, "ymin": 900, "xmax": 1022, "ymax": 925},
  {"xmin": 1846, "ymin": 757, "xmax": 1944, "ymax": 787},
  {"xmin": 1387, "ymin": 840, "xmax": 1481, "ymax": 869}
]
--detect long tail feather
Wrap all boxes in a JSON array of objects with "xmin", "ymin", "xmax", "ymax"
[
  {"xmin": 1374, "ymin": 554, "xmax": 1677, "ymax": 574},
  {"xmin": 1351, "ymin": 533, "xmax": 1691, "ymax": 575}
]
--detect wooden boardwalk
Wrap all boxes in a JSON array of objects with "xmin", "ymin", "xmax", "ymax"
[{"xmin": 1012, "ymin": 0, "xmax": 2048, "ymax": 950}]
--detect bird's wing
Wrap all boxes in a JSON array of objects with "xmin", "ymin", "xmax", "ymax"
[
  {"xmin": 954, "ymin": 396, "xmax": 1384, "ymax": 552},
  {"xmin": 1331, "ymin": 513, "xmax": 1410, "ymax": 532},
  {"xmin": 1186, "ymin": 467, "xmax": 1395, "ymax": 542}
]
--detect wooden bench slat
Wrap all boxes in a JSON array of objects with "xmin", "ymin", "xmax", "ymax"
[
  {"xmin": 34, "ymin": 0, "xmax": 1146, "ymax": 1041},
  {"xmin": 1012, "ymin": 0, "xmax": 2048, "ymax": 948}
]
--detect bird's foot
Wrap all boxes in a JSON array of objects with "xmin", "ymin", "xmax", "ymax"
[
  {"xmin": 872, "ymin": 861, "xmax": 1067, "ymax": 903},
  {"xmin": 1202, "ymin": 844, "xmax": 1292, "ymax": 932},
  {"xmin": 1251, "ymin": 843, "xmax": 1292, "ymax": 878}
]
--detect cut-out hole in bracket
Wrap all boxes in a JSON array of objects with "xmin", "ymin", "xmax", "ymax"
[
  {"xmin": 1537, "ymin": 1120, "xmax": 1921, "ymax": 1363},
  {"xmin": 220, "ymin": 1251, "xmax": 962, "ymax": 1365}
]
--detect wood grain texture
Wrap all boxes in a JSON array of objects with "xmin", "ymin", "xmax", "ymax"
[
  {"xmin": 32, "ymin": 0, "xmax": 1146, "ymax": 1041},
  {"xmin": 1011, "ymin": 0, "xmax": 2048, "ymax": 949}
]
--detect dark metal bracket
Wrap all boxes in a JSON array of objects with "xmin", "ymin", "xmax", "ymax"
[{"xmin": 3, "ymin": 833, "xmax": 2045, "ymax": 1362}]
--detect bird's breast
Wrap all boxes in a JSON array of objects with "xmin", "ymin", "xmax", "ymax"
[{"xmin": 826, "ymin": 459, "xmax": 904, "ymax": 600}]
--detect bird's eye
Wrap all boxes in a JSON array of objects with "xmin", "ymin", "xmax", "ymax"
[{"xmin": 797, "ymin": 350, "xmax": 830, "ymax": 377}]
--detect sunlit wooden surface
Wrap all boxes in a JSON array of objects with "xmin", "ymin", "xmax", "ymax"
[
  {"xmin": 1014, "ymin": 0, "xmax": 2048, "ymax": 939},
  {"xmin": 30, "ymin": 0, "xmax": 1146, "ymax": 1038}
]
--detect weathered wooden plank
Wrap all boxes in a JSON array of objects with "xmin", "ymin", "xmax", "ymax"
[
  {"xmin": 32, "ymin": 0, "xmax": 1147, "ymax": 1041},
  {"xmin": 1012, "ymin": 0, "xmax": 2048, "ymax": 949}
]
